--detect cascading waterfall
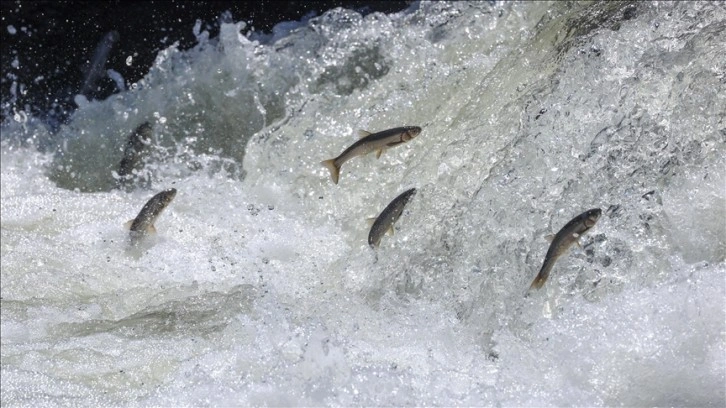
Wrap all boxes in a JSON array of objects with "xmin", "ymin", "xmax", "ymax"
[{"xmin": 1, "ymin": 2, "xmax": 724, "ymax": 406}]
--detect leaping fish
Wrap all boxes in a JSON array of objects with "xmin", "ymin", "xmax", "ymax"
[
  {"xmin": 125, "ymin": 188, "xmax": 177, "ymax": 245},
  {"xmin": 116, "ymin": 122, "xmax": 152, "ymax": 189},
  {"xmin": 529, "ymin": 208, "xmax": 602, "ymax": 291},
  {"xmin": 321, "ymin": 126, "xmax": 422, "ymax": 184},
  {"xmin": 368, "ymin": 188, "xmax": 417, "ymax": 248}
]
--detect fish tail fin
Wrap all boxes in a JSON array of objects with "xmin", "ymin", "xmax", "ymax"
[
  {"xmin": 128, "ymin": 231, "xmax": 143, "ymax": 245},
  {"xmin": 321, "ymin": 159, "xmax": 340, "ymax": 184},
  {"xmin": 529, "ymin": 275, "xmax": 546, "ymax": 291}
]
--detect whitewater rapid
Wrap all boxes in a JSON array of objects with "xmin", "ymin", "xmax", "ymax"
[{"xmin": 1, "ymin": 1, "xmax": 725, "ymax": 406}]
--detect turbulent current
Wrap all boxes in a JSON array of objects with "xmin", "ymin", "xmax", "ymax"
[{"xmin": 1, "ymin": 1, "xmax": 725, "ymax": 406}]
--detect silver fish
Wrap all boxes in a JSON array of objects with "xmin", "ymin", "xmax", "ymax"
[
  {"xmin": 368, "ymin": 188, "xmax": 417, "ymax": 248},
  {"xmin": 529, "ymin": 208, "xmax": 602, "ymax": 290},
  {"xmin": 116, "ymin": 122, "xmax": 152, "ymax": 188},
  {"xmin": 126, "ymin": 188, "xmax": 177, "ymax": 244},
  {"xmin": 321, "ymin": 126, "xmax": 422, "ymax": 184}
]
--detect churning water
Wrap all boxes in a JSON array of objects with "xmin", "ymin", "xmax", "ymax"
[{"xmin": 1, "ymin": 1, "xmax": 725, "ymax": 406}]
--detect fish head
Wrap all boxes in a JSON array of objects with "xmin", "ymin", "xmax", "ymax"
[
  {"xmin": 583, "ymin": 208, "xmax": 602, "ymax": 228},
  {"xmin": 137, "ymin": 122, "xmax": 153, "ymax": 139},
  {"xmin": 159, "ymin": 188, "xmax": 177, "ymax": 204},
  {"xmin": 401, "ymin": 126, "xmax": 422, "ymax": 141}
]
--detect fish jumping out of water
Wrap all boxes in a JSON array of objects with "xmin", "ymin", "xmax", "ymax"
[
  {"xmin": 529, "ymin": 208, "xmax": 602, "ymax": 290},
  {"xmin": 116, "ymin": 122, "xmax": 152, "ymax": 189},
  {"xmin": 321, "ymin": 126, "xmax": 422, "ymax": 184},
  {"xmin": 368, "ymin": 188, "xmax": 417, "ymax": 248},
  {"xmin": 125, "ymin": 188, "xmax": 177, "ymax": 245}
]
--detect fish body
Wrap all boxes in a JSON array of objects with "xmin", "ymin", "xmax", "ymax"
[
  {"xmin": 117, "ymin": 122, "xmax": 152, "ymax": 188},
  {"xmin": 322, "ymin": 126, "xmax": 421, "ymax": 184},
  {"xmin": 368, "ymin": 188, "xmax": 417, "ymax": 248},
  {"xmin": 127, "ymin": 188, "xmax": 177, "ymax": 244},
  {"xmin": 529, "ymin": 208, "xmax": 602, "ymax": 290}
]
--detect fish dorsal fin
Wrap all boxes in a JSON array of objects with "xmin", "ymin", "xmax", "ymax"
[
  {"xmin": 124, "ymin": 220, "xmax": 134, "ymax": 230},
  {"xmin": 544, "ymin": 234, "xmax": 555, "ymax": 242},
  {"xmin": 358, "ymin": 130, "xmax": 372, "ymax": 138},
  {"xmin": 147, "ymin": 224, "xmax": 157, "ymax": 234}
]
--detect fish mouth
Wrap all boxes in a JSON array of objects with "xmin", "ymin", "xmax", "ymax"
[
  {"xmin": 584, "ymin": 208, "xmax": 601, "ymax": 227},
  {"xmin": 404, "ymin": 127, "xmax": 422, "ymax": 140},
  {"xmin": 161, "ymin": 188, "xmax": 178, "ymax": 202}
]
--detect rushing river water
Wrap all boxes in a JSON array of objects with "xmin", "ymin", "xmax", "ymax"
[{"xmin": 1, "ymin": 1, "xmax": 725, "ymax": 406}]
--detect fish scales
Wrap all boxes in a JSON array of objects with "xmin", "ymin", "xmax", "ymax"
[
  {"xmin": 529, "ymin": 208, "xmax": 602, "ymax": 290},
  {"xmin": 321, "ymin": 126, "xmax": 421, "ymax": 184},
  {"xmin": 127, "ymin": 188, "xmax": 177, "ymax": 244},
  {"xmin": 368, "ymin": 188, "xmax": 417, "ymax": 248}
]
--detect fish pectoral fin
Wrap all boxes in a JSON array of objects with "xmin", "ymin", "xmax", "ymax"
[
  {"xmin": 146, "ymin": 224, "xmax": 157, "ymax": 234},
  {"xmin": 386, "ymin": 225, "xmax": 395, "ymax": 236},
  {"xmin": 124, "ymin": 220, "xmax": 134, "ymax": 230},
  {"xmin": 544, "ymin": 234, "xmax": 555, "ymax": 242},
  {"xmin": 358, "ymin": 130, "xmax": 372, "ymax": 138},
  {"xmin": 376, "ymin": 149, "xmax": 385, "ymax": 159},
  {"xmin": 571, "ymin": 233, "xmax": 582, "ymax": 247},
  {"xmin": 366, "ymin": 217, "xmax": 376, "ymax": 227}
]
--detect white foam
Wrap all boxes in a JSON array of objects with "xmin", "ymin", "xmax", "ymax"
[{"xmin": 1, "ymin": 2, "xmax": 724, "ymax": 406}]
